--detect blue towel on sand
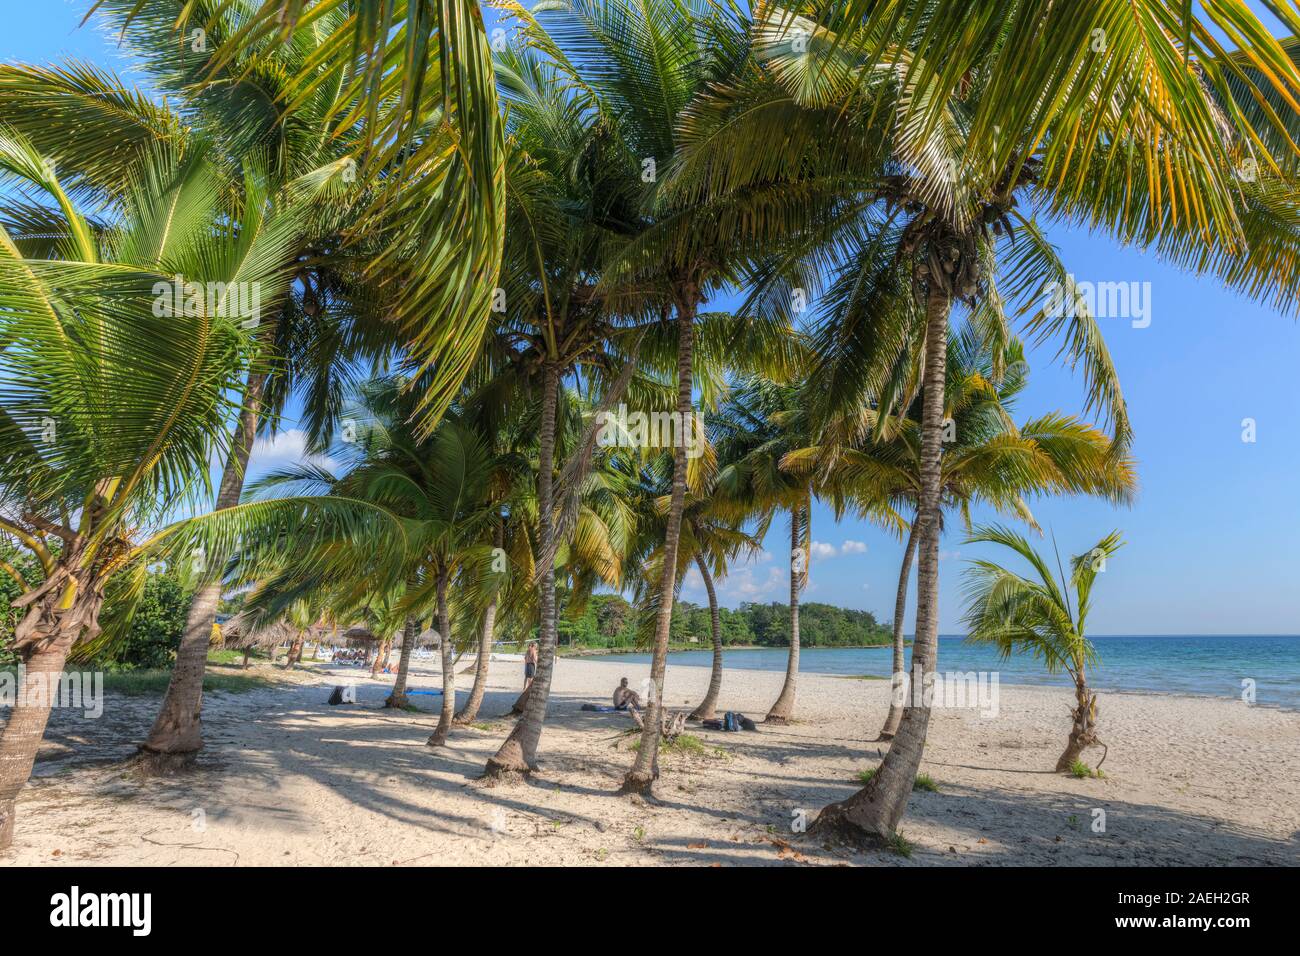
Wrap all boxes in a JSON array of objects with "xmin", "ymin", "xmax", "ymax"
[{"xmin": 580, "ymin": 703, "xmax": 626, "ymax": 713}]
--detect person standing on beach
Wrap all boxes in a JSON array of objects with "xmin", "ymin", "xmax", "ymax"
[{"xmin": 524, "ymin": 641, "xmax": 538, "ymax": 691}]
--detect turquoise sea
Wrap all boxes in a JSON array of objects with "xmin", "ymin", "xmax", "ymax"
[{"xmin": 588, "ymin": 635, "xmax": 1300, "ymax": 710}]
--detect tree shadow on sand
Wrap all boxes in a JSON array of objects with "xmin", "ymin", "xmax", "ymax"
[{"xmin": 17, "ymin": 674, "xmax": 1299, "ymax": 867}]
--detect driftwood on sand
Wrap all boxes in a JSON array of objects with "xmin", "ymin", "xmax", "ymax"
[{"xmin": 627, "ymin": 705, "xmax": 687, "ymax": 741}]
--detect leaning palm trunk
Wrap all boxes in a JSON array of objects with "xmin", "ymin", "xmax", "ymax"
[
  {"xmin": 486, "ymin": 362, "xmax": 560, "ymax": 777},
  {"xmin": 1056, "ymin": 673, "xmax": 1101, "ymax": 771},
  {"xmin": 0, "ymin": 585, "xmax": 98, "ymax": 849},
  {"xmin": 370, "ymin": 638, "xmax": 392, "ymax": 678},
  {"xmin": 813, "ymin": 287, "xmax": 950, "ymax": 841},
  {"xmin": 284, "ymin": 630, "xmax": 305, "ymax": 668},
  {"xmin": 623, "ymin": 298, "xmax": 695, "ymax": 794},
  {"xmin": 688, "ymin": 555, "xmax": 724, "ymax": 722},
  {"xmin": 457, "ymin": 521, "xmax": 502, "ymax": 724},
  {"xmin": 427, "ymin": 572, "xmax": 456, "ymax": 747},
  {"xmin": 386, "ymin": 616, "xmax": 419, "ymax": 708},
  {"xmin": 766, "ymin": 504, "xmax": 806, "ymax": 723},
  {"xmin": 455, "ymin": 597, "xmax": 496, "ymax": 724},
  {"xmin": 878, "ymin": 521, "xmax": 919, "ymax": 740},
  {"xmin": 139, "ymin": 371, "xmax": 266, "ymax": 768},
  {"xmin": 505, "ymin": 683, "xmax": 530, "ymax": 716}
]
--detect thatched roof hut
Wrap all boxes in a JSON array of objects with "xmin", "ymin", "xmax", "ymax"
[
  {"xmin": 400, "ymin": 626, "xmax": 442, "ymax": 649},
  {"xmin": 220, "ymin": 613, "xmax": 332, "ymax": 652},
  {"xmin": 342, "ymin": 626, "xmax": 382, "ymax": 648}
]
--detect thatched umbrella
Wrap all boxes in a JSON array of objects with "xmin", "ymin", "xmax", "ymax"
[{"xmin": 223, "ymin": 613, "xmax": 331, "ymax": 668}]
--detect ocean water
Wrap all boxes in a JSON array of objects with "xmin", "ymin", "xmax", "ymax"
[{"xmin": 588, "ymin": 635, "xmax": 1300, "ymax": 710}]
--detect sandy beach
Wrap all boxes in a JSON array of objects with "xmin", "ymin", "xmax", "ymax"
[{"xmin": 5, "ymin": 655, "xmax": 1298, "ymax": 866}]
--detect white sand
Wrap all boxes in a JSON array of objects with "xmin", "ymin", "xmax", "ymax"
[{"xmin": 5, "ymin": 653, "xmax": 1299, "ymax": 866}]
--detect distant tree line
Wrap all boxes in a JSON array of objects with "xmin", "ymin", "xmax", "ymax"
[
  {"xmin": 4, "ymin": 552, "xmax": 892, "ymax": 668},
  {"xmin": 548, "ymin": 592, "xmax": 891, "ymax": 650}
]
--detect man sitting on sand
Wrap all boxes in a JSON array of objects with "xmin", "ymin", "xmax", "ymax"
[{"xmin": 613, "ymin": 677, "xmax": 642, "ymax": 711}]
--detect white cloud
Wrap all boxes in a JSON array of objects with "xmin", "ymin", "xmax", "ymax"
[
  {"xmin": 809, "ymin": 541, "xmax": 838, "ymax": 560},
  {"xmin": 706, "ymin": 564, "xmax": 785, "ymax": 603},
  {"xmin": 808, "ymin": 539, "xmax": 868, "ymax": 560},
  {"xmin": 249, "ymin": 429, "xmax": 337, "ymax": 475}
]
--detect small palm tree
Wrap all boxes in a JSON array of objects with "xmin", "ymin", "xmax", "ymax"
[
  {"xmin": 711, "ymin": 378, "xmax": 822, "ymax": 724},
  {"xmin": 786, "ymin": 332, "xmax": 1137, "ymax": 739},
  {"xmin": 961, "ymin": 525, "xmax": 1124, "ymax": 773}
]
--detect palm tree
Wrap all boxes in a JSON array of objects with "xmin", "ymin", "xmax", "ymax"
[
  {"xmin": 509, "ymin": 0, "xmax": 817, "ymax": 792},
  {"xmin": 1, "ymin": 0, "xmax": 505, "ymax": 767},
  {"xmin": 78, "ymin": 1, "xmax": 506, "ymax": 422},
  {"xmin": 248, "ymin": 376, "xmax": 522, "ymax": 745},
  {"xmin": 476, "ymin": 37, "xmax": 664, "ymax": 779},
  {"xmin": 282, "ymin": 597, "xmax": 331, "ymax": 669},
  {"xmin": 454, "ymin": 516, "xmax": 505, "ymax": 725},
  {"xmin": 711, "ymin": 379, "xmax": 821, "ymax": 724},
  {"xmin": 962, "ymin": 525, "xmax": 1124, "ymax": 772},
  {"xmin": 623, "ymin": 452, "xmax": 760, "ymax": 723},
  {"xmin": 787, "ymin": 332, "xmax": 1138, "ymax": 739},
  {"xmin": 0, "ymin": 135, "xmax": 362, "ymax": 848},
  {"xmin": 670, "ymin": 0, "xmax": 1300, "ymax": 842}
]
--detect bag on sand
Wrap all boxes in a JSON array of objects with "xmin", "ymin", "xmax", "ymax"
[
  {"xmin": 328, "ymin": 686, "xmax": 345, "ymax": 706},
  {"xmin": 739, "ymin": 715, "xmax": 757, "ymax": 731}
]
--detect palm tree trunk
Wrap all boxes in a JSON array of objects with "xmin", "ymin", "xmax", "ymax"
[
  {"xmin": 242, "ymin": 648, "xmax": 251, "ymax": 669},
  {"xmin": 877, "ymin": 519, "xmax": 919, "ymax": 740},
  {"xmin": 386, "ymin": 616, "xmax": 419, "ymax": 708},
  {"xmin": 766, "ymin": 503, "xmax": 806, "ymax": 723},
  {"xmin": 486, "ymin": 362, "xmax": 560, "ymax": 777},
  {"xmin": 1056, "ymin": 673, "xmax": 1099, "ymax": 771},
  {"xmin": 427, "ymin": 570, "xmax": 456, "ymax": 747},
  {"xmin": 688, "ymin": 553, "xmax": 724, "ymax": 722},
  {"xmin": 139, "ymin": 370, "xmax": 266, "ymax": 769},
  {"xmin": 370, "ymin": 638, "xmax": 389, "ymax": 678},
  {"xmin": 284, "ymin": 630, "xmax": 305, "ymax": 669},
  {"xmin": 813, "ymin": 285, "xmax": 950, "ymax": 842},
  {"xmin": 623, "ymin": 295, "xmax": 696, "ymax": 794},
  {"xmin": 455, "ymin": 597, "xmax": 496, "ymax": 725},
  {"xmin": 0, "ymin": 609, "xmax": 79, "ymax": 849},
  {"xmin": 456, "ymin": 520, "xmax": 502, "ymax": 724}
]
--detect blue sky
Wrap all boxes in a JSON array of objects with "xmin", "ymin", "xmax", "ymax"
[{"xmin": 7, "ymin": 2, "xmax": 1299, "ymax": 634}]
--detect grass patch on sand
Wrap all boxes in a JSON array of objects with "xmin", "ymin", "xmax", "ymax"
[
  {"xmin": 885, "ymin": 830, "xmax": 914, "ymax": 858},
  {"xmin": 913, "ymin": 773, "xmax": 940, "ymax": 792},
  {"xmin": 1068, "ymin": 759, "xmax": 1105, "ymax": 779},
  {"xmin": 855, "ymin": 767, "xmax": 940, "ymax": 792},
  {"xmin": 630, "ymin": 733, "xmax": 719, "ymax": 757}
]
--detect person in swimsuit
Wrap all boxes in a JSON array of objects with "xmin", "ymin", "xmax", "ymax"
[{"xmin": 524, "ymin": 641, "xmax": 538, "ymax": 689}]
